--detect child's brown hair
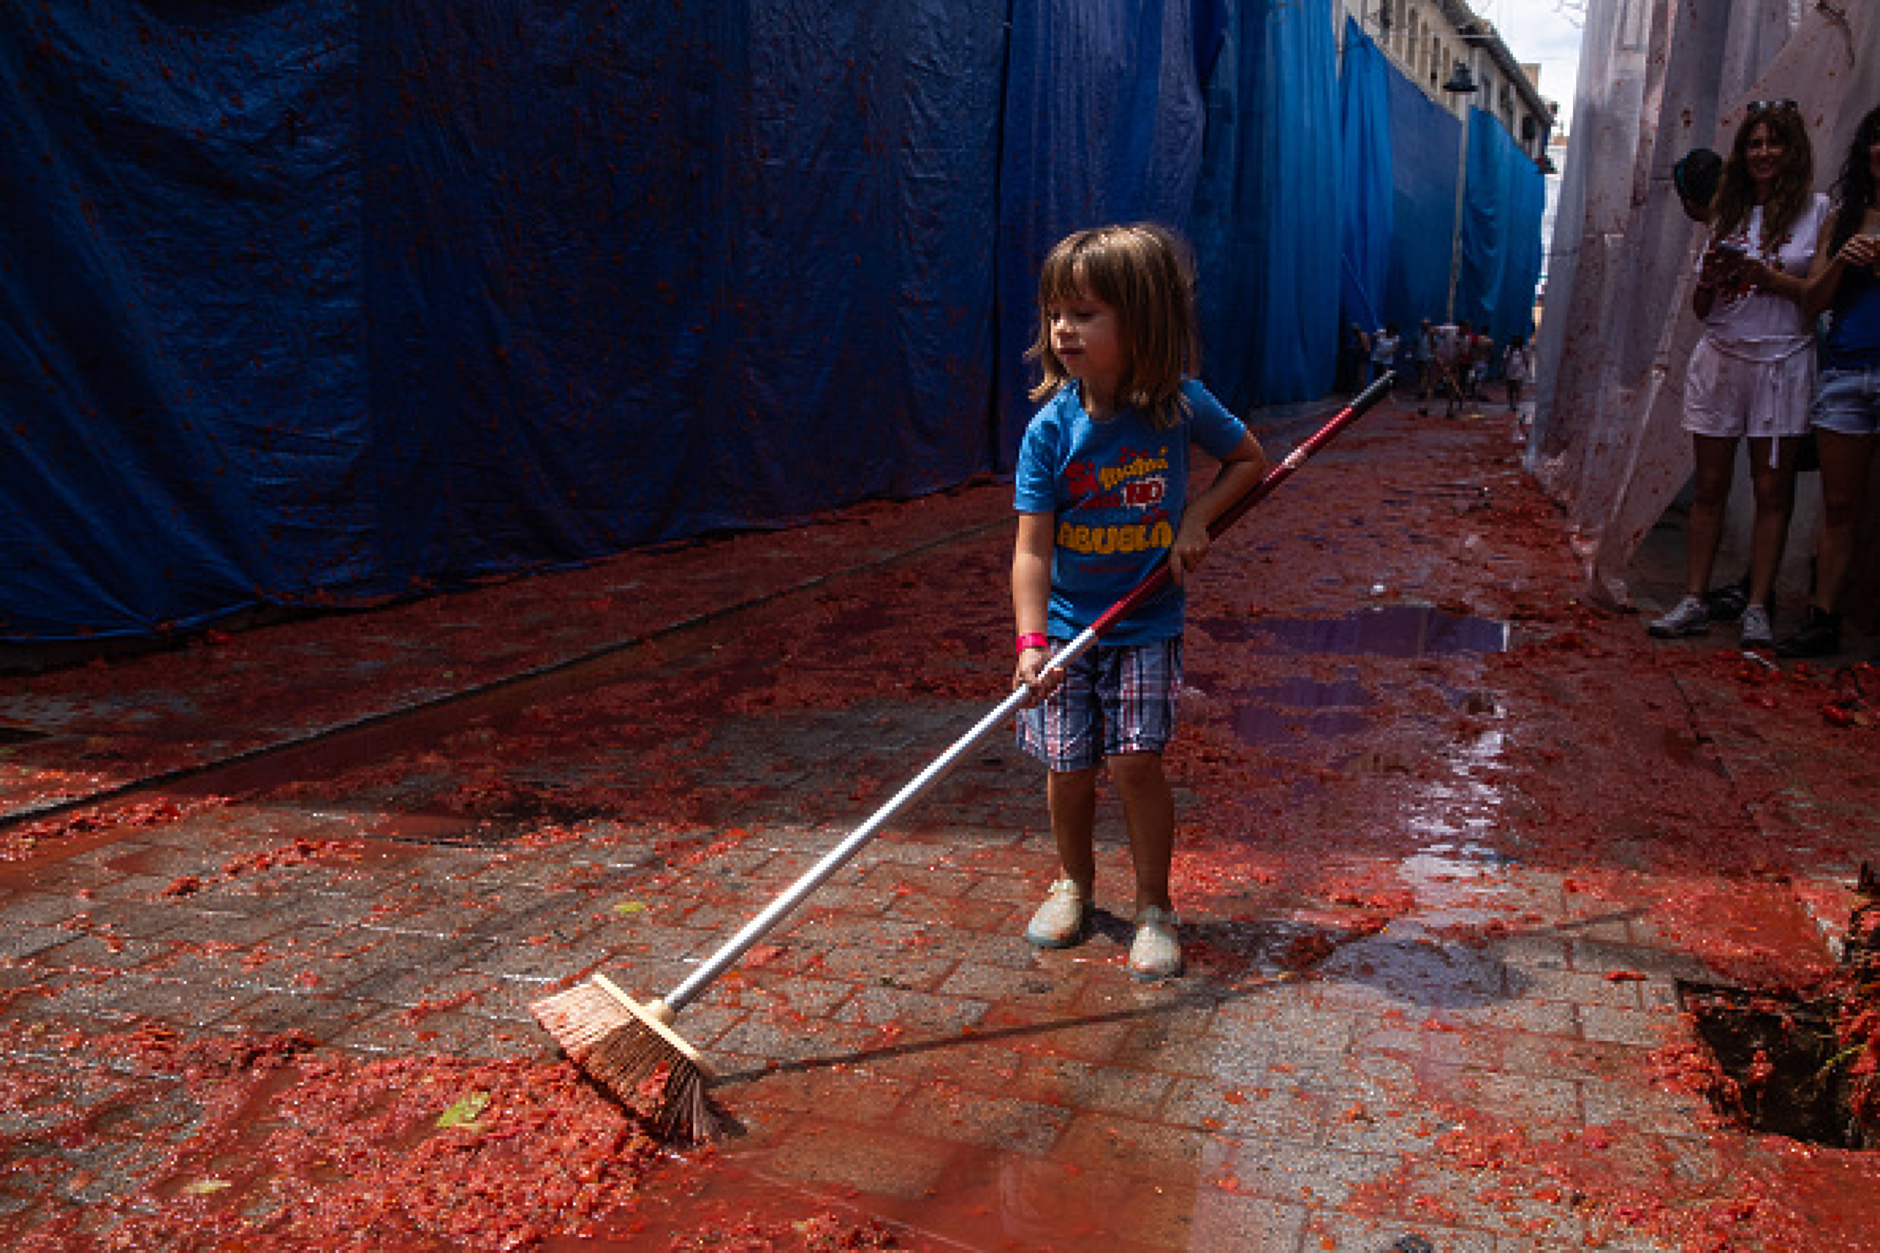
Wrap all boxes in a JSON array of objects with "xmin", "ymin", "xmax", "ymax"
[{"xmin": 1025, "ymin": 223, "xmax": 1199, "ymax": 430}]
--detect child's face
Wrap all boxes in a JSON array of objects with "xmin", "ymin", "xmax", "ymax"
[{"xmin": 1047, "ymin": 288, "xmax": 1124, "ymax": 402}]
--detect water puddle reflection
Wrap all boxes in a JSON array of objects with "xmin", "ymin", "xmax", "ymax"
[
  {"xmin": 1201, "ymin": 603, "xmax": 1518, "ymax": 872},
  {"xmin": 1398, "ymin": 840, "xmax": 1518, "ymax": 923},
  {"xmin": 1228, "ymin": 675, "xmax": 1374, "ymax": 749},
  {"xmin": 1199, "ymin": 604, "xmax": 1510, "ymax": 658},
  {"xmin": 1321, "ymin": 918, "xmax": 1522, "ymax": 1008}
]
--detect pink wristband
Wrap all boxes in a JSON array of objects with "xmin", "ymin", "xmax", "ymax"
[{"xmin": 1015, "ymin": 632, "xmax": 1049, "ymax": 654}]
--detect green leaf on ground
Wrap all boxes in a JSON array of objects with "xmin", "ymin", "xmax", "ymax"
[
  {"xmin": 181, "ymin": 1179, "xmax": 232, "ymax": 1195},
  {"xmin": 436, "ymin": 1091, "xmax": 491, "ymax": 1129},
  {"xmin": 612, "ymin": 900, "xmax": 647, "ymax": 916}
]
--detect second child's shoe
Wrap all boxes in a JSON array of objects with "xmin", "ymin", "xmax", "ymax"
[
  {"xmin": 1128, "ymin": 906, "xmax": 1184, "ymax": 981},
  {"xmin": 1648, "ymin": 595, "xmax": 1711, "ymax": 638},
  {"xmin": 1025, "ymin": 879, "xmax": 1091, "ymax": 949},
  {"xmin": 1775, "ymin": 606, "xmax": 1842, "ymax": 659},
  {"xmin": 1740, "ymin": 604, "xmax": 1775, "ymax": 648}
]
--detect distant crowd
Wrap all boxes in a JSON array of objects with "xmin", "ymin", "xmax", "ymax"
[{"xmin": 1336, "ymin": 318, "xmax": 1532, "ymax": 419}]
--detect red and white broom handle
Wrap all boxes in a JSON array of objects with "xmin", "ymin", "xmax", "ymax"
[
  {"xmin": 660, "ymin": 371, "xmax": 1395, "ymax": 1012},
  {"xmin": 1087, "ymin": 370, "xmax": 1395, "ymax": 637}
]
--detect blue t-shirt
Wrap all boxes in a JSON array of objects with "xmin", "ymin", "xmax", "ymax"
[
  {"xmin": 1014, "ymin": 378, "xmax": 1248, "ymax": 644},
  {"xmin": 1823, "ymin": 262, "xmax": 1880, "ymax": 369}
]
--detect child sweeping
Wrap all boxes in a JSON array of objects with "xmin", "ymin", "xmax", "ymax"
[{"xmin": 1010, "ymin": 223, "xmax": 1269, "ymax": 980}]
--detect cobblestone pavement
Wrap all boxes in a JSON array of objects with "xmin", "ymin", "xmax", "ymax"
[{"xmin": 2, "ymin": 397, "xmax": 1877, "ymax": 1250}]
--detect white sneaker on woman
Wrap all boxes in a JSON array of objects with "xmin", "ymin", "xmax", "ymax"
[
  {"xmin": 1648, "ymin": 595, "xmax": 1710, "ymax": 638},
  {"xmin": 1740, "ymin": 604, "xmax": 1774, "ymax": 648}
]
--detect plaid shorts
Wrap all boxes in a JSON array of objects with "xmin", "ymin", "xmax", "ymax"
[{"xmin": 1016, "ymin": 637, "xmax": 1182, "ymax": 773}]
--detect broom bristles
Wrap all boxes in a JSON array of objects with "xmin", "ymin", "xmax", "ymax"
[
  {"xmin": 530, "ymin": 982, "xmax": 636, "ymax": 1061},
  {"xmin": 530, "ymin": 978, "xmax": 717, "ymax": 1141}
]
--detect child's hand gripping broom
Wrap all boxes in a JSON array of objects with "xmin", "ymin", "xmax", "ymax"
[{"xmin": 531, "ymin": 374, "xmax": 1398, "ymax": 1139}]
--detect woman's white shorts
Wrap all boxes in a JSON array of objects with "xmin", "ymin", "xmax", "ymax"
[{"xmin": 1681, "ymin": 335, "xmax": 1815, "ymax": 440}]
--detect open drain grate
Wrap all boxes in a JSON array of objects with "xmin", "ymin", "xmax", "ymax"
[
  {"xmin": 1678, "ymin": 981, "xmax": 1865, "ymax": 1149},
  {"xmin": 0, "ymin": 725, "xmax": 51, "ymax": 745}
]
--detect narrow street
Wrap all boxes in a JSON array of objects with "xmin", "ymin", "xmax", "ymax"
[{"xmin": 2, "ymin": 395, "xmax": 1877, "ymax": 1251}]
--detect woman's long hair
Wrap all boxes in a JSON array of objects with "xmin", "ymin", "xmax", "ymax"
[
  {"xmin": 1710, "ymin": 105, "xmax": 1814, "ymax": 251},
  {"xmin": 1826, "ymin": 105, "xmax": 1880, "ymax": 259}
]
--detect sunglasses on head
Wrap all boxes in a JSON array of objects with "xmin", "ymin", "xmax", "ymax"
[{"xmin": 1747, "ymin": 99, "xmax": 1798, "ymax": 114}]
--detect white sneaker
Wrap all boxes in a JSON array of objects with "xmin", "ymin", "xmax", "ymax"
[
  {"xmin": 1128, "ymin": 906, "xmax": 1184, "ymax": 981},
  {"xmin": 1740, "ymin": 604, "xmax": 1774, "ymax": 648},
  {"xmin": 1648, "ymin": 595, "xmax": 1711, "ymax": 638},
  {"xmin": 1024, "ymin": 879, "xmax": 1091, "ymax": 948}
]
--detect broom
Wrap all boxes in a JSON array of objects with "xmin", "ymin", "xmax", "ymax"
[{"xmin": 532, "ymin": 373, "xmax": 1397, "ymax": 1139}]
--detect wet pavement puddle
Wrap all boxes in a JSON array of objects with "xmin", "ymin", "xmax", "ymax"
[
  {"xmin": 1319, "ymin": 918, "xmax": 1523, "ymax": 1009},
  {"xmin": 1198, "ymin": 603, "xmax": 1512, "ymax": 659},
  {"xmin": 1225, "ymin": 676, "xmax": 1375, "ymax": 751},
  {"xmin": 1196, "ymin": 604, "xmax": 1508, "ymax": 760}
]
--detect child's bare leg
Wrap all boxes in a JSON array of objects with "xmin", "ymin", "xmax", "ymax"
[
  {"xmin": 1047, "ymin": 766, "xmax": 1100, "ymax": 891},
  {"xmin": 1107, "ymin": 751, "xmax": 1174, "ymax": 914}
]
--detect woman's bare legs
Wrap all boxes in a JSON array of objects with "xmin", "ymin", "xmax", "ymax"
[
  {"xmin": 1683, "ymin": 434, "xmax": 1739, "ymax": 599},
  {"xmin": 1744, "ymin": 435, "xmax": 1800, "ymax": 609}
]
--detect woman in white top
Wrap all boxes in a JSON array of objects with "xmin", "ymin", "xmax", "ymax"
[{"xmin": 1650, "ymin": 101, "xmax": 1829, "ymax": 647}]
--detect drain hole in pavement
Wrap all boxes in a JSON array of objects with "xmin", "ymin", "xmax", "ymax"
[
  {"xmin": 0, "ymin": 725, "xmax": 49, "ymax": 744},
  {"xmin": 1677, "ymin": 981, "xmax": 1863, "ymax": 1148}
]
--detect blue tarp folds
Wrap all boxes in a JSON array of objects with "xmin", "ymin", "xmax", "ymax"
[
  {"xmin": 1381, "ymin": 60, "xmax": 1461, "ymax": 334},
  {"xmin": 994, "ymin": 0, "xmax": 1215, "ymax": 465},
  {"xmin": 1457, "ymin": 104, "xmax": 1545, "ymax": 347},
  {"xmin": 1191, "ymin": 0, "xmax": 1339, "ymax": 412},
  {"xmin": 2, "ymin": 0, "xmax": 1535, "ymax": 642},
  {"xmin": 1337, "ymin": 20, "xmax": 1391, "ymax": 336},
  {"xmin": 1251, "ymin": 0, "xmax": 1341, "ymax": 404},
  {"xmin": 2, "ymin": 5, "xmax": 367, "ymax": 637},
  {"xmin": 360, "ymin": 4, "xmax": 1009, "ymax": 578}
]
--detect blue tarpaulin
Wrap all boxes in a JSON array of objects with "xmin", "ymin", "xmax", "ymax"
[
  {"xmin": 360, "ymin": 3, "xmax": 1009, "ymax": 575},
  {"xmin": 3, "ymin": 5, "xmax": 366, "ymax": 638},
  {"xmin": 1192, "ymin": 0, "xmax": 1339, "ymax": 413},
  {"xmin": 2, "ymin": 0, "xmax": 1532, "ymax": 643},
  {"xmin": 4, "ymin": 3, "xmax": 1009, "ymax": 640},
  {"xmin": 1381, "ymin": 54, "xmax": 1462, "ymax": 334},
  {"xmin": 1337, "ymin": 19, "xmax": 1391, "ymax": 336},
  {"xmin": 993, "ymin": 0, "xmax": 1217, "ymax": 465},
  {"xmin": 1457, "ymin": 103, "xmax": 1545, "ymax": 347}
]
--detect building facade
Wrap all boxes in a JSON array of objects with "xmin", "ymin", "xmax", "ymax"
[{"xmin": 1338, "ymin": 0, "xmax": 1557, "ymax": 162}]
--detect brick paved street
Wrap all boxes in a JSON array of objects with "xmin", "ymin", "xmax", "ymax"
[{"xmin": 2, "ymin": 398, "xmax": 1877, "ymax": 1251}]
